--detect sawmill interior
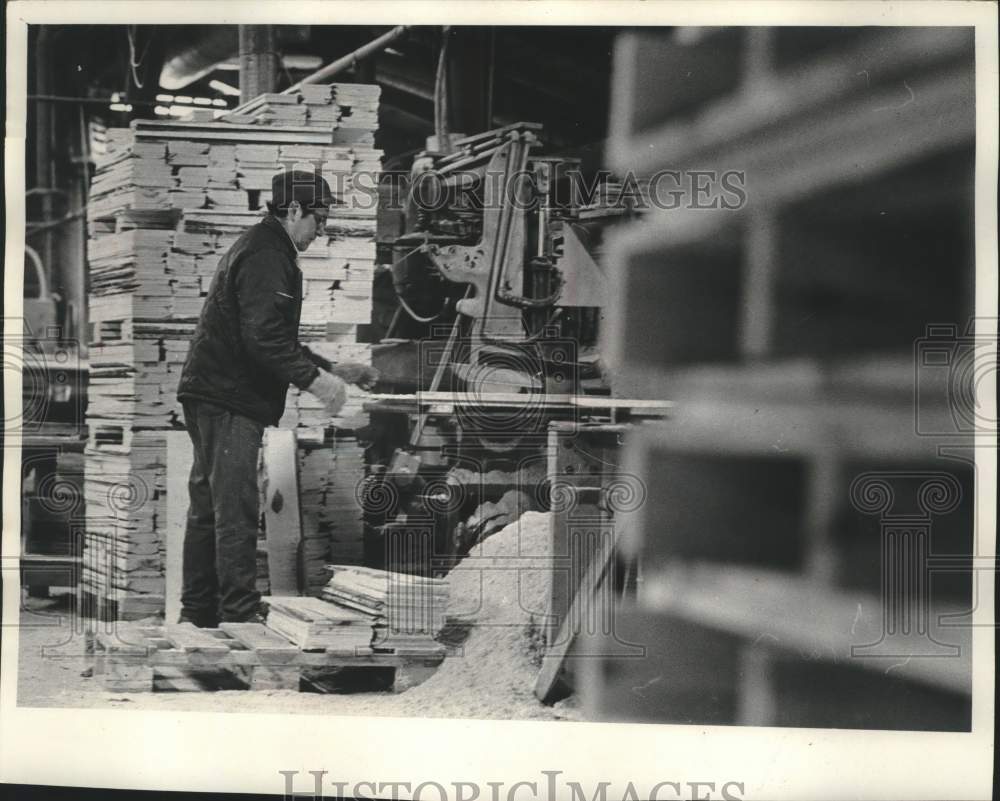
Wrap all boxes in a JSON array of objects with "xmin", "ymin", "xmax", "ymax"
[{"xmin": 15, "ymin": 23, "xmax": 981, "ymax": 733}]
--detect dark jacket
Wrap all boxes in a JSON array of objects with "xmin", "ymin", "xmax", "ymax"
[{"xmin": 177, "ymin": 216, "xmax": 331, "ymax": 426}]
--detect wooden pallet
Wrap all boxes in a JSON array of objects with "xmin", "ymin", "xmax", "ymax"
[{"xmin": 93, "ymin": 621, "xmax": 444, "ymax": 693}]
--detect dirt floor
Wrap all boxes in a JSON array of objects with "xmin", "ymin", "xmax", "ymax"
[{"xmin": 13, "ymin": 512, "xmax": 582, "ymax": 721}]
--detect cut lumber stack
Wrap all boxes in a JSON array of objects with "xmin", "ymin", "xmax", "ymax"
[
  {"xmin": 224, "ymin": 83, "xmax": 380, "ymax": 145},
  {"xmin": 82, "ymin": 431, "xmax": 167, "ymax": 619},
  {"xmin": 84, "ymin": 84, "xmax": 380, "ymax": 619},
  {"xmin": 297, "ymin": 438, "xmax": 367, "ymax": 592},
  {"xmin": 89, "ymin": 131, "xmax": 382, "ymax": 226},
  {"xmin": 321, "ymin": 566, "xmax": 449, "ymax": 651},
  {"xmin": 264, "ymin": 595, "xmax": 374, "ymax": 651},
  {"xmin": 87, "ymin": 139, "xmax": 173, "ymax": 222}
]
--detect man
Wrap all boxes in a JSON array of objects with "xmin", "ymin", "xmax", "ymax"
[{"xmin": 176, "ymin": 170, "xmax": 377, "ymax": 626}]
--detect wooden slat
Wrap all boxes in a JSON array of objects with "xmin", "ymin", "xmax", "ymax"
[
  {"xmin": 135, "ymin": 119, "xmax": 325, "ymax": 134},
  {"xmin": 98, "ymin": 623, "xmax": 156, "ymax": 692},
  {"xmin": 266, "ymin": 595, "xmax": 370, "ymax": 624},
  {"xmin": 163, "ymin": 623, "xmax": 232, "ymax": 657},
  {"xmin": 372, "ymin": 645, "xmax": 446, "ymax": 658},
  {"xmin": 641, "ymin": 563, "xmax": 972, "ymax": 695},
  {"xmin": 219, "ymin": 622, "xmax": 300, "ymax": 663},
  {"xmin": 104, "ymin": 663, "xmax": 154, "ymax": 693},
  {"xmin": 535, "ymin": 528, "xmax": 617, "ymax": 703},
  {"xmin": 545, "ymin": 423, "xmax": 629, "ymax": 645},
  {"xmin": 367, "ymin": 392, "xmax": 671, "ymax": 409},
  {"xmin": 241, "ymin": 663, "xmax": 301, "ymax": 691},
  {"xmin": 146, "ymin": 649, "xmax": 246, "ymax": 667},
  {"xmin": 165, "ymin": 431, "xmax": 194, "ymax": 624},
  {"xmin": 96, "ymin": 622, "xmax": 155, "ymax": 655},
  {"xmin": 132, "ymin": 125, "xmax": 331, "ymax": 144},
  {"xmin": 292, "ymin": 595, "xmax": 374, "ymax": 623},
  {"xmin": 154, "ymin": 666, "xmax": 246, "ymax": 692},
  {"xmin": 143, "ymin": 646, "xmax": 433, "ymax": 669},
  {"xmin": 261, "ymin": 429, "xmax": 302, "ymax": 595}
]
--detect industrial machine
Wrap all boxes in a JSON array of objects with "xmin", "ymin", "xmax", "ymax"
[
  {"xmin": 19, "ymin": 246, "xmax": 89, "ymax": 598},
  {"xmin": 362, "ymin": 123, "xmax": 634, "ymax": 572}
]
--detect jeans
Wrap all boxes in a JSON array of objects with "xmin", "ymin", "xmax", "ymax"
[{"xmin": 180, "ymin": 400, "xmax": 264, "ymax": 624}]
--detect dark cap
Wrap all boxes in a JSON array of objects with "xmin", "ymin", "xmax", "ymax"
[{"xmin": 271, "ymin": 170, "xmax": 337, "ymax": 211}]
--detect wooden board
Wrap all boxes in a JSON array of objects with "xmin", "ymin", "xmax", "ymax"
[
  {"xmin": 367, "ymin": 392, "xmax": 672, "ymax": 409},
  {"xmin": 163, "ymin": 623, "xmax": 233, "ymax": 659},
  {"xmin": 534, "ymin": 527, "xmax": 617, "ymax": 704},
  {"xmin": 640, "ymin": 563, "xmax": 973, "ymax": 695},
  {"xmin": 261, "ymin": 429, "xmax": 302, "ymax": 595},
  {"xmin": 165, "ymin": 431, "xmax": 194, "ymax": 624},
  {"xmin": 96, "ymin": 622, "xmax": 156, "ymax": 655},
  {"xmin": 265, "ymin": 595, "xmax": 370, "ymax": 624},
  {"xmin": 544, "ymin": 423, "xmax": 632, "ymax": 646},
  {"xmin": 219, "ymin": 622, "xmax": 300, "ymax": 663},
  {"xmin": 133, "ymin": 127, "xmax": 332, "ymax": 144},
  {"xmin": 365, "ymin": 393, "xmax": 673, "ymax": 417}
]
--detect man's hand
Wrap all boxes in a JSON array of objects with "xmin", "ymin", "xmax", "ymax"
[
  {"xmin": 332, "ymin": 362, "xmax": 380, "ymax": 391},
  {"xmin": 306, "ymin": 370, "xmax": 348, "ymax": 417}
]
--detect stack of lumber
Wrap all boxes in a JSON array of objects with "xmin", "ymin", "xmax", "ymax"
[
  {"xmin": 264, "ymin": 595, "xmax": 374, "ymax": 651},
  {"xmin": 321, "ymin": 566, "xmax": 449, "ymax": 651},
  {"xmin": 82, "ymin": 431, "xmax": 167, "ymax": 619},
  {"xmin": 226, "ymin": 93, "xmax": 309, "ymax": 126},
  {"xmin": 297, "ymin": 233, "xmax": 379, "ymax": 330},
  {"xmin": 87, "ymin": 233, "xmax": 210, "ymax": 430},
  {"xmin": 297, "ymin": 438, "xmax": 367, "ymax": 592},
  {"xmin": 87, "ymin": 140, "xmax": 174, "ymax": 221},
  {"xmin": 84, "ymin": 85, "xmax": 380, "ymax": 619},
  {"xmin": 224, "ymin": 83, "xmax": 380, "ymax": 145},
  {"xmin": 89, "ymin": 125, "xmax": 382, "ymax": 226}
]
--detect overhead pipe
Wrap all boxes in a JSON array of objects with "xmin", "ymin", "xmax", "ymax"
[
  {"xmin": 282, "ymin": 25, "xmax": 410, "ymax": 93},
  {"xmin": 160, "ymin": 26, "xmax": 311, "ymax": 90},
  {"xmin": 374, "ymin": 59, "xmax": 434, "ymax": 101},
  {"xmin": 160, "ymin": 27, "xmax": 239, "ymax": 90}
]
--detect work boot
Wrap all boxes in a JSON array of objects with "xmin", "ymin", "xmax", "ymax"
[
  {"xmin": 225, "ymin": 603, "xmax": 269, "ymax": 626},
  {"xmin": 224, "ymin": 612, "xmax": 268, "ymax": 626},
  {"xmin": 177, "ymin": 610, "xmax": 217, "ymax": 629}
]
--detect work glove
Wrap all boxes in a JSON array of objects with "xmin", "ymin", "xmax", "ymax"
[
  {"xmin": 335, "ymin": 362, "xmax": 380, "ymax": 391},
  {"xmin": 306, "ymin": 370, "xmax": 348, "ymax": 417}
]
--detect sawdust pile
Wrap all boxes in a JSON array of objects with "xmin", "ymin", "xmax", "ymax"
[
  {"xmin": 388, "ymin": 511, "xmax": 575, "ymax": 719},
  {"xmin": 16, "ymin": 512, "xmax": 581, "ymax": 720}
]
